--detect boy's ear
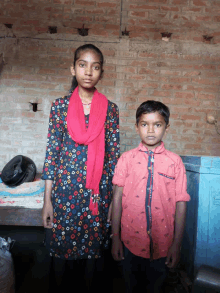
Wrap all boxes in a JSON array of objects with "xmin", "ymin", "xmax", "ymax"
[
  {"xmin": 70, "ymin": 65, "xmax": 75, "ymax": 76},
  {"xmin": 135, "ymin": 123, "xmax": 139, "ymax": 134},
  {"xmin": 164, "ymin": 124, "xmax": 170, "ymax": 138}
]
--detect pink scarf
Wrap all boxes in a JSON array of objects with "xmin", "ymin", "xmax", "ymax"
[{"xmin": 67, "ymin": 87, "xmax": 108, "ymax": 215}]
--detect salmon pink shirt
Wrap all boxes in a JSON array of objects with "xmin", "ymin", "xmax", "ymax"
[{"xmin": 112, "ymin": 142, "xmax": 190, "ymax": 260}]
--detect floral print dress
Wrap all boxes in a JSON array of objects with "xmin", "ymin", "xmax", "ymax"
[{"xmin": 42, "ymin": 93, "xmax": 120, "ymax": 260}]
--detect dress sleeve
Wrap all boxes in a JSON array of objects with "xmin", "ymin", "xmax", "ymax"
[
  {"xmin": 175, "ymin": 158, "xmax": 191, "ymax": 202},
  {"xmin": 41, "ymin": 99, "xmax": 63, "ymax": 180},
  {"xmin": 105, "ymin": 102, "xmax": 120, "ymax": 178}
]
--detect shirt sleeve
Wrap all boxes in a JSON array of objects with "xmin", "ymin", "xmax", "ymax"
[
  {"xmin": 41, "ymin": 99, "xmax": 64, "ymax": 180},
  {"xmin": 175, "ymin": 158, "xmax": 191, "ymax": 202},
  {"xmin": 112, "ymin": 152, "xmax": 129, "ymax": 187}
]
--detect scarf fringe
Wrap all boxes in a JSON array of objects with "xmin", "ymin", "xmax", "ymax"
[{"xmin": 89, "ymin": 194, "xmax": 99, "ymax": 216}]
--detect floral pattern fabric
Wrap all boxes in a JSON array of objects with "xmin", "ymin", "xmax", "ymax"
[{"xmin": 42, "ymin": 93, "xmax": 120, "ymax": 260}]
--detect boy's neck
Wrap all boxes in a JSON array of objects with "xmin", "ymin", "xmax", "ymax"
[{"xmin": 142, "ymin": 141, "xmax": 162, "ymax": 151}]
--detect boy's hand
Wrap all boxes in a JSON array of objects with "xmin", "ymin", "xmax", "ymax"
[
  {"xmin": 111, "ymin": 236, "xmax": 124, "ymax": 261},
  {"xmin": 165, "ymin": 243, "xmax": 181, "ymax": 268}
]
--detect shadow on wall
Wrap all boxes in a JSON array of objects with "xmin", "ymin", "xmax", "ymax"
[{"xmin": 0, "ymin": 54, "xmax": 3, "ymax": 75}]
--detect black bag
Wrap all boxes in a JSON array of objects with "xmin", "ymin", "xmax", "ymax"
[{"xmin": 1, "ymin": 155, "xmax": 36, "ymax": 187}]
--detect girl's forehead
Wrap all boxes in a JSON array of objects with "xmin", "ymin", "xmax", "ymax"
[{"xmin": 77, "ymin": 50, "xmax": 101, "ymax": 62}]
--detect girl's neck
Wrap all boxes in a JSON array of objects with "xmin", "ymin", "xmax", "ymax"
[{"xmin": 78, "ymin": 87, "xmax": 95, "ymax": 101}]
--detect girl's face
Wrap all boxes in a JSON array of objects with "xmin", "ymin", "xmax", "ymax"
[{"xmin": 71, "ymin": 50, "xmax": 102, "ymax": 90}]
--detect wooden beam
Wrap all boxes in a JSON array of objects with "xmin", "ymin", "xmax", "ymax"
[{"xmin": 0, "ymin": 207, "xmax": 43, "ymax": 226}]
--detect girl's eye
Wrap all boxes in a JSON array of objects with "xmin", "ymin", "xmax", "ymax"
[
  {"xmin": 93, "ymin": 66, "xmax": 100, "ymax": 70},
  {"xmin": 79, "ymin": 63, "xmax": 85, "ymax": 67},
  {"xmin": 142, "ymin": 123, "xmax": 147, "ymax": 127}
]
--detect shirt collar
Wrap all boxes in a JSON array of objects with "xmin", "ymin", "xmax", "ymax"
[{"xmin": 138, "ymin": 141, "xmax": 165, "ymax": 154}]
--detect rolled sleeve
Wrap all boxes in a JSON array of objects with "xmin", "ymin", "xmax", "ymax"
[
  {"xmin": 112, "ymin": 153, "xmax": 128, "ymax": 187},
  {"xmin": 175, "ymin": 159, "xmax": 190, "ymax": 202}
]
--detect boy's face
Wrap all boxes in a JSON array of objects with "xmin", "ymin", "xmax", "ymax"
[{"xmin": 135, "ymin": 112, "xmax": 169, "ymax": 150}]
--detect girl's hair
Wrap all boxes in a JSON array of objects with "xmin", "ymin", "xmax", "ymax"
[
  {"xmin": 136, "ymin": 100, "xmax": 170, "ymax": 126},
  {"xmin": 70, "ymin": 44, "xmax": 104, "ymax": 92}
]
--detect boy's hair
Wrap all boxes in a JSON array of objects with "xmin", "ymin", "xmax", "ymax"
[
  {"xmin": 70, "ymin": 44, "xmax": 104, "ymax": 91},
  {"xmin": 136, "ymin": 100, "xmax": 170, "ymax": 126}
]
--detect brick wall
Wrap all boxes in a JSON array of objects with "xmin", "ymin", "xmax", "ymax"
[{"xmin": 0, "ymin": 0, "xmax": 220, "ymax": 171}]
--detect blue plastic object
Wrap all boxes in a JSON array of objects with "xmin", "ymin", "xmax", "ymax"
[{"xmin": 180, "ymin": 156, "xmax": 220, "ymax": 280}]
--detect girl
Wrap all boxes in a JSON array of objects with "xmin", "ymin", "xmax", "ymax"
[{"xmin": 42, "ymin": 44, "xmax": 120, "ymax": 292}]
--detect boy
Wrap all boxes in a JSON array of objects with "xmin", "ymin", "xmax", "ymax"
[{"xmin": 111, "ymin": 101, "xmax": 190, "ymax": 293}]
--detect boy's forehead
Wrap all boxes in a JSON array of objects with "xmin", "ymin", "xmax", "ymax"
[{"xmin": 140, "ymin": 111, "xmax": 165, "ymax": 122}]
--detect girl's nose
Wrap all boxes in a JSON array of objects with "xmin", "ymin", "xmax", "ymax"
[{"xmin": 85, "ymin": 66, "xmax": 92, "ymax": 75}]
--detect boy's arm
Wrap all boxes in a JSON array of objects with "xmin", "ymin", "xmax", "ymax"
[
  {"xmin": 111, "ymin": 185, "xmax": 124, "ymax": 261},
  {"xmin": 166, "ymin": 201, "xmax": 187, "ymax": 268}
]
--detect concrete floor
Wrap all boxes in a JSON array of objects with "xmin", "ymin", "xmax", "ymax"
[{"xmin": 0, "ymin": 225, "xmax": 197, "ymax": 293}]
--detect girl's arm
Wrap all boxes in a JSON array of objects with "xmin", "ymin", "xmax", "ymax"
[
  {"xmin": 111, "ymin": 185, "xmax": 124, "ymax": 261},
  {"xmin": 166, "ymin": 201, "xmax": 187, "ymax": 268},
  {"xmin": 42, "ymin": 180, "xmax": 54, "ymax": 228},
  {"xmin": 41, "ymin": 99, "xmax": 64, "ymax": 227}
]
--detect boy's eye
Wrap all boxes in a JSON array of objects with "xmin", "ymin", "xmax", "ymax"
[
  {"xmin": 79, "ymin": 63, "xmax": 85, "ymax": 67},
  {"xmin": 155, "ymin": 124, "xmax": 161, "ymax": 128}
]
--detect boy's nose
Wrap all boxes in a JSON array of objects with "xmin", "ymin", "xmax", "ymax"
[{"xmin": 148, "ymin": 125, "xmax": 154, "ymax": 132}]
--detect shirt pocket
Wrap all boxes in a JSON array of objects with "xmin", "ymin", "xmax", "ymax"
[{"xmin": 158, "ymin": 172, "xmax": 175, "ymax": 180}]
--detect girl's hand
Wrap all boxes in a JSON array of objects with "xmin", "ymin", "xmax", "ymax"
[
  {"xmin": 42, "ymin": 202, "xmax": 54, "ymax": 228},
  {"xmin": 107, "ymin": 201, "xmax": 112, "ymax": 225},
  {"xmin": 111, "ymin": 236, "xmax": 124, "ymax": 261},
  {"xmin": 165, "ymin": 243, "xmax": 181, "ymax": 268}
]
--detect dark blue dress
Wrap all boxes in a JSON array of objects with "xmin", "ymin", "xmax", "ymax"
[{"xmin": 42, "ymin": 93, "xmax": 120, "ymax": 260}]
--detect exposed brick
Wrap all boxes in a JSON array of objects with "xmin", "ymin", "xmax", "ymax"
[
  {"xmin": 161, "ymin": 6, "xmax": 180, "ymax": 11},
  {"xmin": 105, "ymin": 24, "xmax": 120, "ymax": 30},
  {"xmin": 117, "ymin": 67, "xmax": 136, "ymax": 74},
  {"xmin": 192, "ymin": 78, "xmax": 220, "ymax": 86},
  {"xmin": 138, "ymin": 52, "xmax": 158, "ymax": 58},
  {"xmin": 171, "ymin": 0, "xmax": 188, "ymax": 4},
  {"xmin": 54, "ymin": 0, "xmax": 72, "ymax": 4},
  {"xmin": 129, "ymin": 11, "xmax": 146, "ymax": 17},
  {"xmin": 197, "ymin": 93, "xmax": 216, "ymax": 100},
  {"xmin": 181, "ymin": 114, "xmax": 203, "ymax": 121},
  {"xmin": 85, "ymin": 8, "xmax": 105, "ymax": 14},
  {"xmin": 192, "ymin": 0, "xmax": 209, "ymax": 6},
  {"xmin": 183, "ymin": 71, "xmax": 201, "ymax": 76},
  {"xmin": 153, "ymin": 90, "xmax": 170, "ymax": 97},
  {"xmin": 126, "ymin": 74, "xmax": 146, "ymax": 80},
  {"xmin": 75, "ymin": 0, "xmax": 96, "ymax": 6},
  {"xmin": 1, "ymin": 0, "xmax": 220, "ymax": 168},
  {"xmin": 161, "ymin": 84, "xmax": 182, "ymax": 90},
  {"xmin": 129, "ymin": 4, "xmax": 159, "ymax": 10},
  {"xmin": 175, "ymin": 92, "xmax": 195, "ymax": 99},
  {"xmin": 97, "ymin": 2, "xmax": 117, "ymax": 8},
  {"xmin": 75, "ymin": 16, "xmax": 93, "ymax": 22}
]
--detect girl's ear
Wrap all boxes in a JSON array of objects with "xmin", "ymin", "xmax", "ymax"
[
  {"xmin": 70, "ymin": 65, "xmax": 75, "ymax": 76},
  {"xmin": 100, "ymin": 69, "xmax": 104, "ymax": 80}
]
